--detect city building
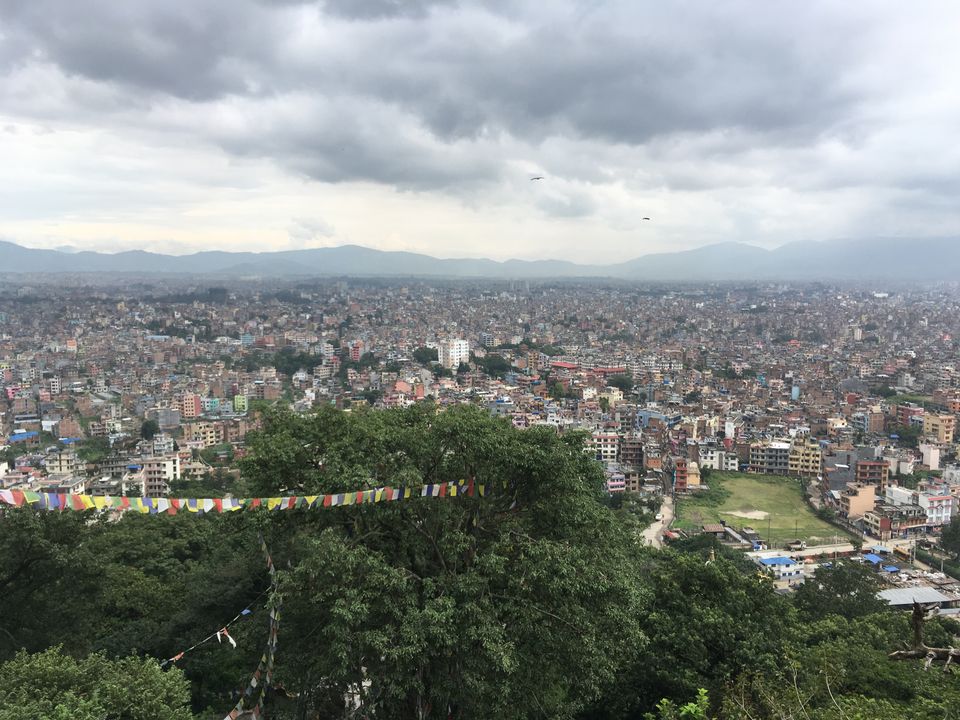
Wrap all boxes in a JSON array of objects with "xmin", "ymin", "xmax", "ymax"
[{"xmin": 439, "ymin": 339, "xmax": 470, "ymax": 370}]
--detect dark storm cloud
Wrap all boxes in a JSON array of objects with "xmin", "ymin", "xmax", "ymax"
[
  {"xmin": 320, "ymin": 0, "xmax": 459, "ymax": 20},
  {"xmin": 0, "ymin": 0, "xmax": 278, "ymax": 100},
  {"xmin": 0, "ymin": 0, "xmax": 952, "ymax": 203}
]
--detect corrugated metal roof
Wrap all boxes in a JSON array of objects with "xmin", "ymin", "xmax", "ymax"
[
  {"xmin": 760, "ymin": 556, "xmax": 796, "ymax": 566},
  {"xmin": 877, "ymin": 586, "xmax": 954, "ymax": 606}
]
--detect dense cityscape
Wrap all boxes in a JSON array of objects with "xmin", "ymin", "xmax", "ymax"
[
  {"xmin": 4, "ymin": 0, "xmax": 960, "ymax": 716},
  {"xmin": 3, "ymin": 277, "xmax": 960, "ymax": 558}
]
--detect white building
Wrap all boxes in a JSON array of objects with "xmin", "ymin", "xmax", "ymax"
[
  {"xmin": 439, "ymin": 339, "xmax": 470, "ymax": 370},
  {"xmin": 141, "ymin": 456, "xmax": 181, "ymax": 497},
  {"xmin": 920, "ymin": 443, "xmax": 941, "ymax": 471},
  {"xmin": 918, "ymin": 487, "xmax": 955, "ymax": 527},
  {"xmin": 590, "ymin": 431, "xmax": 620, "ymax": 463},
  {"xmin": 885, "ymin": 484, "xmax": 956, "ymax": 527},
  {"xmin": 152, "ymin": 433, "xmax": 176, "ymax": 456}
]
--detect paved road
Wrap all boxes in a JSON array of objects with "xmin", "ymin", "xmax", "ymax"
[{"xmin": 642, "ymin": 494, "xmax": 673, "ymax": 548}]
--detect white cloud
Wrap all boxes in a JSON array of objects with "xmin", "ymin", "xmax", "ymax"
[{"xmin": 0, "ymin": 0, "xmax": 958, "ymax": 262}]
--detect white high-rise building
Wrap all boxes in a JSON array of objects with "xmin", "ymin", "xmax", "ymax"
[{"xmin": 439, "ymin": 339, "xmax": 470, "ymax": 370}]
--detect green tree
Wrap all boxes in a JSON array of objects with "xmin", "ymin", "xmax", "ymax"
[
  {"xmin": 645, "ymin": 689, "xmax": 712, "ymax": 720},
  {"xmin": 240, "ymin": 405, "xmax": 646, "ymax": 719},
  {"xmin": 793, "ymin": 562, "xmax": 889, "ymax": 621},
  {"xmin": 360, "ymin": 388, "xmax": 383, "ymax": 405},
  {"xmin": 412, "ymin": 346, "xmax": 438, "ymax": 365},
  {"xmin": 140, "ymin": 419, "xmax": 160, "ymax": 440},
  {"xmin": 940, "ymin": 514, "xmax": 960, "ymax": 562},
  {"xmin": 475, "ymin": 354, "xmax": 512, "ymax": 378},
  {"xmin": 76, "ymin": 436, "xmax": 110, "ymax": 464},
  {"xmin": 0, "ymin": 647, "xmax": 194, "ymax": 720},
  {"xmin": 607, "ymin": 374, "xmax": 633, "ymax": 393},
  {"xmin": 549, "ymin": 381, "xmax": 566, "ymax": 401},
  {"xmin": 587, "ymin": 550, "xmax": 790, "ymax": 717}
]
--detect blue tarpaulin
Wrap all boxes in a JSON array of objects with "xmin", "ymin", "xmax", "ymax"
[
  {"xmin": 863, "ymin": 553, "xmax": 883, "ymax": 564},
  {"xmin": 882, "ymin": 565, "xmax": 899, "ymax": 573},
  {"xmin": 9, "ymin": 431, "xmax": 38, "ymax": 442}
]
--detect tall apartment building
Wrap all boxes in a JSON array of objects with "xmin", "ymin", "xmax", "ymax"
[
  {"xmin": 788, "ymin": 437, "xmax": 822, "ymax": 478},
  {"xmin": 141, "ymin": 456, "xmax": 181, "ymax": 497},
  {"xmin": 665, "ymin": 455, "xmax": 689, "ymax": 493},
  {"xmin": 46, "ymin": 449, "xmax": 80, "ymax": 475},
  {"xmin": 923, "ymin": 413, "xmax": 956, "ymax": 444},
  {"xmin": 748, "ymin": 441, "xmax": 791, "ymax": 475},
  {"xmin": 855, "ymin": 460, "xmax": 889, "ymax": 491},
  {"xmin": 185, "ymin": 421, "xmax": 218, "ymax": 448},
  {"xmin": 619, "ymin": 434, "xmax": 643, "ymax": 470},
  {"xmin": 439, "ymin": 339, "xmax": 470, "ymax": 370},
  {"xmin": 590, "ymin": 431, "xmax": 620, "ymax": 464},
  {"xmin": 179, "ymin": 393, "xmax": 202, "ymax": 419}
]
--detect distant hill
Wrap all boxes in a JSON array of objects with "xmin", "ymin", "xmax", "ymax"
[{"xmin": 0, "ymin": 237, "xmax": 957, "ymax": 281}]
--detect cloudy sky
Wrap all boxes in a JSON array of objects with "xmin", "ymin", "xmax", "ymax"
[{"xmin": 1, "ymin": 0, "xmax": 959, "ymax": 263}]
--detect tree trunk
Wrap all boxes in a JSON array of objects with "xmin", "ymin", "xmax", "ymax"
[{"xmin": 888, "ymin": 600, "xmax": 958, "ymax": 671}]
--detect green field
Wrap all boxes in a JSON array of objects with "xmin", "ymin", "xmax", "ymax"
[
  {"xmin": 674, "ymin": 472, "xmax": 851, "ymax": 547},
  {"xmin": 887, "ymin": 393, "xmax": 935, "ymax": 409}
]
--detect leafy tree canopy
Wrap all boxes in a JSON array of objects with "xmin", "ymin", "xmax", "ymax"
[{"xmin": 0, "ymin": 647, "xmax": 193, "ymax": 720}]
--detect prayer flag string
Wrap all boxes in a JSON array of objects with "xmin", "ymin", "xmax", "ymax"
[
  {"xmin": 0, "ymin": 478, "xmax": 482, "ymax": 516},
  {"xmin": 223, "ymin": 533, "xmax": 281, "ymax": 720}
]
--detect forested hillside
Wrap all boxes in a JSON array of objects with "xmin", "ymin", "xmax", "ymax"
[{"xmin": 1, "ymin": 405, "xmax": 958, "ymax": 719}]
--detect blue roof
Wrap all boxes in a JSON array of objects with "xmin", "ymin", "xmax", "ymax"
[
  {"xmin": 882, "ymin": 565, "xmax": 899, "ymax": 573},
  {"xmin": 871, "ymin": 546, "xmax": 892, "ymax": 554},
  {"xmin": 9, "ymin": 431, "xmax": 38, "ymax": 442},
  {"xmin": 863, "ymin": 553, "xmax": 883, "ymax": 564},
  {"xmin": 760, "ymin": 556, "xmax": 796, "ymax": 566}
]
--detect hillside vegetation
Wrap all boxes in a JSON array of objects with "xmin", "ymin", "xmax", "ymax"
[{"xmin": 0, "ymin": 406, "xmax": 956, "ymax": 719}]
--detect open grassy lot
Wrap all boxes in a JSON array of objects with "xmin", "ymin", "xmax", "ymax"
[
  {"xmin": 674, "ymin": 472, "xmax": 851, "ymax": 547},
  {"xmin": 887, "ymin": 393, "xmax": 935, "ymax": 409}
]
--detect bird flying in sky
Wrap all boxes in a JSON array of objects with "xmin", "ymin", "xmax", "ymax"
[
  {"xmin": 642, "ymin": 217, "xmax": 651, "ymax": 220},
  {"xmin": 530, "ymin": 176, "xmax": 544, "ymax": 181}
]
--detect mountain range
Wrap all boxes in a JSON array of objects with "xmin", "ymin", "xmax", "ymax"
[{"xmin": 0, "ymin": 237, "xmax": 957, "ymax": 281}]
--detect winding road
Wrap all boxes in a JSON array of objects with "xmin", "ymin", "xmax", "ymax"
[{"xmin": 642, "ymin": 494, "xmax": 674, "ymax": 548}]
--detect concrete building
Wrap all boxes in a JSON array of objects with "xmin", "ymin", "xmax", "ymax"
[
  {"xmin": 439, "ymin": 339, "xmax": 470, "ymax": 370},
  {"xmin": 665, "ymin": 455, "xmax": 689, "ymax": 493},
  {"xmin": 855, "ymin": 460, "xmax": 889, "ymax": 491},
  {"xmin": 590, "ymin": 431, "xmax": 619, "ymax": 463},
  {"xmin": 923, "ymin": 413, "xmax": 956, "ymax": 444},
  {"xmin": 141, "ymin": 456, "xmax": 180, "ymax": 497},
  {"xmin": 45, "ymin": 448, "xmax": 80, "ymax": 475},
  {"xmin": 896, "ymin": 403, "xmax": 925, "ymax": 427},
  {"xmin": 749, "ymin": 440, "xmax": 791, "ymax": 475},
  {"xmin": 920, "ymin": 443, "xmax": 941, "ymax": 471},
  {"xmin": 788, "ymin": 437, "xmax": 822, "ymax": 478},
  {"xmin": 839, "ymin": 482, "xmax": 876, "ymax": 520}
]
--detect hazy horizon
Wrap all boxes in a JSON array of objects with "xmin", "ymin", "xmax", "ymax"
[{"xmin": 2, "ymin": 1, "xmax": 960, "ymax": 263}]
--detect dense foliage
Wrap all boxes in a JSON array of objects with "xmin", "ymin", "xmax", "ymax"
[{"xmin": 0, "ymin": 405, "xmax": 958, "ymax": 718}]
